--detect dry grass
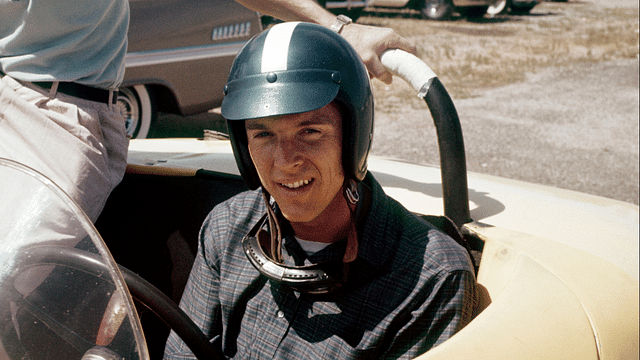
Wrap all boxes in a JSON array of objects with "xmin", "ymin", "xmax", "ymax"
[{"xmin": 358, "ymin": 1, "xmax": 639, "ymax": 104}]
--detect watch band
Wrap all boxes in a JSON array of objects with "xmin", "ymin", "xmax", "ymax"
[{"xmin": 330, "ymin": 14, "xmax": 353, "ymax": 34}]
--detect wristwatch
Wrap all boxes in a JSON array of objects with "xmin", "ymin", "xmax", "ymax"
[{"xmin": 330, "ymin": 14, "xmax": 352, "ymax": 34}]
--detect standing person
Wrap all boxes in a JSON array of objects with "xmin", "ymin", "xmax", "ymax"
[
  {"xmin": 165, "ymin": 22, "xmax": 476, "ymax": 359},
  {"xmin": 1, "ymin": 0, "xmax": 413, "ymax": 222},
  {"xmin": 0, "ymin": 0, "xmax": 129, "ymax": 222}
]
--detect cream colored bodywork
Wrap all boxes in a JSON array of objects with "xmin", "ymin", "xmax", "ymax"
[
  {"xmin": 418, "ymin": 224, "xmax": 638, "ymax": 359},
  {"xmin": 127, "ymin": 138, "xmax": 639, "ymax": 359}
]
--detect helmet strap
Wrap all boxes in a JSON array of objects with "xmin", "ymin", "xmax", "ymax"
[
  {"xmin": 342, "ymin": 178, "xmax": 360, "ymax": 263},
  {"xmin": 259, "ymin": 177, "xmax": 368, "ymax": 265},
  {"xmin": 243, "ymin": 178, "xmax": 370, "ymax": 294},
  {"xmin": 261, "ymin": 189, "xmax": 284, "ymax": 263}
]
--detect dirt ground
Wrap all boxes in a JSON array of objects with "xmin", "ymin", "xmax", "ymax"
[
  {"xmin": 367, "ymin": 0, "xmax": 640, "ymax": 204},
  {"xmin": 372, "ymin": 57, "xmax": 639, "ymax": 204}
]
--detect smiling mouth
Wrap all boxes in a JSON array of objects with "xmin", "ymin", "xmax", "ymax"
[{"xmin": 281, "ymin": 179, "xmax": 312, "ymax": 189}]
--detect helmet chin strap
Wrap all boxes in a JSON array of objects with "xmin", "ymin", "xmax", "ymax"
[
  {"xmin": 243, "ymin": 179, "xmax": 369, "ymax": 294},
  {"xmin": 260, "ymin": 189, "xmax": 284, "ymax": 263},
  {"xmin": 259, "ymin": 178, "xmax": 362, "ymax": 265},
  {"xmin": 342, "ymin": 178, "xmax": 360, "ymax": 263}
]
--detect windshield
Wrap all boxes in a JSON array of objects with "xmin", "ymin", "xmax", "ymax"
[{"xmin": 0, "ymin": 159, "xmax": 149, "ymax": 360}]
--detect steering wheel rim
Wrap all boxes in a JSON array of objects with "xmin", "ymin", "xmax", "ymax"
[{"xmin": 4, "ymin": 245, "xmax": 224, "ymax": 360}]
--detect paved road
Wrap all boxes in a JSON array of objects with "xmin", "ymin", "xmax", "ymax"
[
  {"xmin": 372, "ymin": 58, "xmax": 639, "ymax": 204},
  {"xmin": 457, "ymin": 58, "xmax": 639, "ymax": 205}
]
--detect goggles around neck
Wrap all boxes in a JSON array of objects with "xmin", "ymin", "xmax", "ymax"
[
  {"xmin": 242, "ymin": 212, "xmax": 347, "ymax": 294},
  {"xmin": 242, "ymin": 180, "xmax": 369, "ymax": 294}
]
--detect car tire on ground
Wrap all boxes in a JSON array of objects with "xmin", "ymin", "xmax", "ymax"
[
  {"xmin": 510, "ymin": 4, "xmax": 536, "ymax": 14},
  {"xmin": 421, "ymin": 0, "xmax": 454, "ymax": 20},
  {"xmin": 487, "ymin": 0, "xmax": 508, "ymax": 15},
  {"xmin": 118, "ymin": 85, "xmax": 155, "ymax": 139},
  {"xmin": 459, "ymin": 5, "xmax": 488, "ymax": 18}
]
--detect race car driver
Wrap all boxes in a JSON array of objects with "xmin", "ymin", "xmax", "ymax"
[{"xmin": 164, "ymin": 22, "xmax": 476, "ymax": 359}]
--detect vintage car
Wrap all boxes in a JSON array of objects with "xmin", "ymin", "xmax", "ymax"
[
  {"xmin": 118, "ymin": 0, "xmax": 262, "ymax": 139},
  {"xmin": 487, "ymin": 0, "xmax": 539, "ymax": 15},
  {"xmin": 366, "ymin": 0, "xmax": 495, "ymax": 20},
  {"xmin": 508, "ymin": 0, "xmax": 539, "ymax": 13},
  {"xmin": 317, "ymin": 0, "xmax": 370, "ymax": 20},
  {"xmin": 1, "ymin": 51, "xmax": 638, "ymax": 360}
]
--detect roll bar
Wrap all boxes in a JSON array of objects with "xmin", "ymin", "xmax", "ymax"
[{"xmin": 381, "ymin": 50, "xmax": 471, "ymax": 228}]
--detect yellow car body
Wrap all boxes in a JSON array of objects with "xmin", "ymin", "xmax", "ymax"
[{"xmin": 127, "ymin": 137, "xmax": 639, "ymax": 360}]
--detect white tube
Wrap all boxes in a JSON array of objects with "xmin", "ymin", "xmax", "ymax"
[{"xmin": 380, "ymin": 49, "xmax": 437, "ymax": 97}]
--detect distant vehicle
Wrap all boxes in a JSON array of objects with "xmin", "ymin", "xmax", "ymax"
[
  {"xmin": 487, "ymin": 0, "xmax": 540, "ymax": 16},
  {"xmin": 318, "ymin": 0, "xmax": 370, "ymax": 20},
  {"xmin": 365, "ymin": 0, "xmax": 495, "ymax": 20},
  {"xmin": 508, "ymin": 0, "xmax": 539, "ymax": 14},
  {"xmin": 118, "ymin": 0, "xmax": 262, "ymax": 139}
]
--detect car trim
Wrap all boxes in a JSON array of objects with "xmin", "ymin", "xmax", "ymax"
[
  {"xmin": 325, "ymin": 0, "xmax": 368, "ymax": 9},
  {"xmin": 125, "ymin": 41, "xmax": 247, "ymax": 68},
  {"xmin": 453, "ymin": 0, "xmax": 493, "ymax": 6},
  {"xmin": 212, "ymin": 22, "xmax": 253, "ymax": 41}
]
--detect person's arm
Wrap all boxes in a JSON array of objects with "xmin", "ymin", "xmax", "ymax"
[{"xmin": 235, "ymin": 0, "xmax": 416, "ymax": 84}]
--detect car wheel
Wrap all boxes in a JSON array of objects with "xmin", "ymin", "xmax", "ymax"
[
  {"xmin": 487, "ymin": 0, "xmax": 508, "ymax": 16},
  {"xmin": 421, "ymin": 0, "xmax": 453, "ymax": 20},
  {"xmin": 117, "ymin": 85, "xmax": 155, "ymax": 139},
  {"xmin": 459, "ymin": 6, "xmax": 489, "ymax": 18},
  {"xmin": 510, "ymin": 4, "xmax": 536, "ymax": 14}
]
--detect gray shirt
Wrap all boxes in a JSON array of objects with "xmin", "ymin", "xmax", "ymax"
[
  {"xmin": 165, "ymin": 174, "xmax": 477, "ymax": 359},
  {"xmin": 0, "ymin": 0, "xmax": 129, "ymax": 89}
]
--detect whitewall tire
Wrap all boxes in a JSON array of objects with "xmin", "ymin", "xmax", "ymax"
[{"xmin": 117, "ymin": 85, "xmax": 155, "ymax": 139}]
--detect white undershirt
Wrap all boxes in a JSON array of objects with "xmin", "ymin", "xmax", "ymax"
[
  {"xmin": 295, "ymin": 237, "xmax": 331, "ymax": 256},
  {"xmin": 281, "ymin": 237, "xmax": 331, "ymax": 265}
]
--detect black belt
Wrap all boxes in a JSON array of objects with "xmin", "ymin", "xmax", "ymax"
[{"xmin": 33, "ymin": 81, "xmax": 117, "ymax": 105}]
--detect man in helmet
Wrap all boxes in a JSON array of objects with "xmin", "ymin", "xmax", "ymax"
[
  {"xmin": 235, "ymin": 0, "xmax": 416, "ymax": 85},
  {"xmin": 1, "ymin": 0, "xmax": 412, "ymax": 224},
  {"xmin": 165, "ymin": 22, "xmax": 476, "ymax": 359}
]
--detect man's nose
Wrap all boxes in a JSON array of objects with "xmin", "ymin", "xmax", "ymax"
[{"xmin": 274, "ymin": 139, "xmax": 303, "ymax": 169}]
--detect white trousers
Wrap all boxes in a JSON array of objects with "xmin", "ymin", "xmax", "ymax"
[{"xmin": 0, "ymin": 74, "xmax": 128, "ymax": 222}]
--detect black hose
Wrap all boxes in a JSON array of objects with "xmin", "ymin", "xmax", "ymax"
[{"xmin": 424, "ymin": 78, "xmax": 471, "ymax": 228}]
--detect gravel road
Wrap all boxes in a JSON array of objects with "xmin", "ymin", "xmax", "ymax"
[{"xmin": 372, "ymin": 58, "xmax": 639, "ymax": 204}]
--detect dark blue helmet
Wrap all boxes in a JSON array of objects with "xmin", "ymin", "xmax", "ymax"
[{"xmin": 221, "ymin": 22, "xmax": 374, "ymax": 189}]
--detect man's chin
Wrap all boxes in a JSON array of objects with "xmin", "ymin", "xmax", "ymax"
[{"xmin": 279, "ymin": 208, "xmax": 318, "ymax": 225}]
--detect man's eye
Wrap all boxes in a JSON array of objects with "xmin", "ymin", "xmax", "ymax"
[{"xmin": 250, "ymin": 131, "xmax": 271, "ymax": 139}]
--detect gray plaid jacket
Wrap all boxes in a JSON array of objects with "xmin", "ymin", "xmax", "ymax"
[{"xmin": 164, "ymin": 175, "xmax": 476, "ymax": 359}]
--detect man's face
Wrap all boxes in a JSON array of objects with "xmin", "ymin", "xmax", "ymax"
[{"xmin": 246, "ymin": 102, "xmax": 344, "ymax": 225}]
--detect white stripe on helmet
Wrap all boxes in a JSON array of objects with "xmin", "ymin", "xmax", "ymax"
[{"xmin": 261, "ymin": 22, "xmax": 300, "ymax": 73}]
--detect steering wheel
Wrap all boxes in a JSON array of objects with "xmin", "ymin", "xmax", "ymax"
[{"xmin": 1, "ymin": 245, "xmax": 224, "ymax": 360}]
